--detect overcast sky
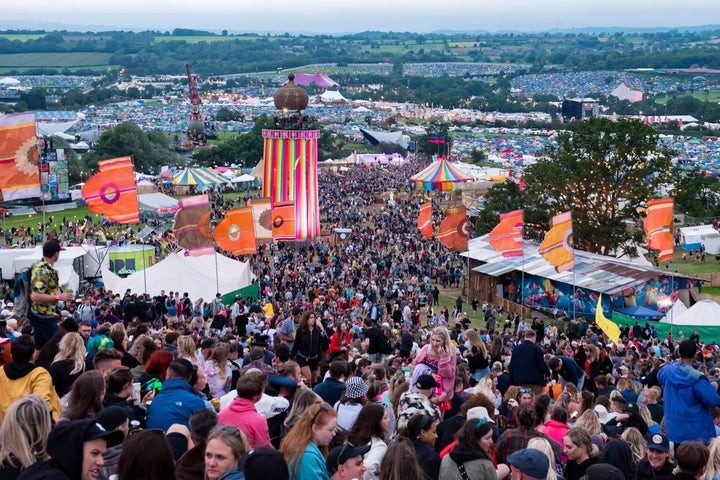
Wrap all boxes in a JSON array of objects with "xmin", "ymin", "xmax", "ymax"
[{"xmin": 5, "ymin": 0, "xmax": 720, "ymax": 33}]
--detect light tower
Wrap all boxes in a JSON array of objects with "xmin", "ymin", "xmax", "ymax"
[{"xmin": 186, "ymin": 63, "xmax": 206, "ymax": 145}]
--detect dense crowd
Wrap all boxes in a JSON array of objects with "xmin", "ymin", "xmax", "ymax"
[{"xmin": 1, "ymin": 160, "xmax": 720, "ymax": 480}]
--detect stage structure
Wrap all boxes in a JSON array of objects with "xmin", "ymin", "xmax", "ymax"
[{"xmin": 261, "ymin": 74, "xmax": 319, "ymax": 240}]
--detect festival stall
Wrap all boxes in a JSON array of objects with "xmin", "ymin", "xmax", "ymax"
[
  {"xmin": 107, "ymin": 245, "xmax": 156, "ymax": 276},
  {"xmin": 138, "ymin": 193, "xmax": 180, "ymax": 222}
]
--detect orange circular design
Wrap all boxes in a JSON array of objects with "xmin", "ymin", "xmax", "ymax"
[{"xmin": 198, "ymin": 212, "xmax": 214, "ymax": 238}]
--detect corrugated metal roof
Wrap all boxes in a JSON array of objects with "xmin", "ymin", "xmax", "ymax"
[{"xmin": 464, "ymin": 235, "xmax": 696, "ymax": 295}]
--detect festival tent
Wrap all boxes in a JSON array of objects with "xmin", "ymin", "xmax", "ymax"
[
  {"xmin": 359, "ymin": 128, "xmax": 409, "ymax": 149},
  {"xmin": 101, "ymin": 251, "xmax": 253, "ymax": 300},
  {"xmin": 172, "ymin": 167, "xmax": 228, "ymax": 186},
  {"xmin": 410, "ymin": 157, "xmax": 473, "ymax": 191},
  {"xmin": 319, "ymin": 90, "xmax": 348, "ymax": 103},
  {"xmin": 230, "ymin": 174, "xmax": 256, "ymax": 183},
  {"xmin": 8, "ymin": 246, "xmax": 108, "ymax": 288},
  {"xmin": 615, "ymin": 305, "xmax": 665, "ymax": 318},
  {"xmin": 612, "ymin": 299, "xmax": 720, "ymax": 340},
  {"xmin": 289, "ymin": 73, "xmax": 340, "ymax": 88},
  {"xmin": 661, "ymin": 299, "xmax": 720, "ymax": 326}
]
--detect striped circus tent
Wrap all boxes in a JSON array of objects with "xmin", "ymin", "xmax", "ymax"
[
  {"xmin": 410, "ymin": 157, "xmax": 472, "ymax": 191},
  {"xmin": 172, "ymin": 167, "xmax": 228, "ymax": 186}
]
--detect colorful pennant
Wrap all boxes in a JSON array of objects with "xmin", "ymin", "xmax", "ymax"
[
  {"xmin": 173, "ymin": 194, "xmax": 215, "ymax": 256},
  {"xmin": 488, "ymin": 209, "xmax": 523, "ymax": 257},
  {"xmin": 272, "ymin": 201, "xmax": 296, "ymax": 241},
  {"xmin": 538, "ymin": 211, "xmax": 574, "ymax": 273},
  {"xmin": 0, "ymin": 112, "xmax": 40, "ymax": 201},
  {"xmin": 437, "ymin": 206, "xmax": 469, "ymax": 252},
  {"xmin": 644, "ymin": 198, "xmax": 674, "ymax": 263},
  {"xmin": 215, "ymin": 207, "xmax": 256, "ymax": 256},
  {"xmin": 81, "ymin": 156, "xmax": 139, "ymax": 224},
  {"xmin": 418, "ymin": 201, "xmax": 433, "ymax": 240}
]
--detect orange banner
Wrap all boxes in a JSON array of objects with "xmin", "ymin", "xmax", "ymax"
[
  {"xmin": 644, "ymin": 198, "xmax": 674, "ymax": 262},
  {"xmin": 0, "ymin": 112, "xmax": 40, "ymax": 201},
  {"xmin": 81, "ymin": 156, "xmax": 139, "ymax": 224},
  {"xmin": 418, "ymin": 201, "xmax": 433, "ymax": 240},
  {"xmin": 216, "ymin": 207, "xmax": 256, "ymax": 256},
  {"xmin": 488, "ymin": 209, "xmax": 523, "ymax": 257},
  {"xmin": 539, "ymin": 211, "xmax": 574, "ymax": 273},
  {"xmin": 437, "ymin": 206, "xmax": 469, "ymax": 252},
  {"xmin": 272, "ymin": 201, "xmax": 295, "ymax": 241}
]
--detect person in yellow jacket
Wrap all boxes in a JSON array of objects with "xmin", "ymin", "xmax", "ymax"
[{"xmin": 0, "ymin": 335, "xmax": 62, "ymax": 424}]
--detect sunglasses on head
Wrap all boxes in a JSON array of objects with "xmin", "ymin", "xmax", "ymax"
[
  {"xmin": 312, "ymin": 402, "xmax": 331, "ymax": 424},
  {"xmin": 519, "ymin": 388, "xmax": 532, "ymax": 394}
]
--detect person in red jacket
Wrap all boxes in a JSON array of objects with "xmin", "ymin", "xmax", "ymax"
[
  {"xmin": 217, "ymin": 370, "xmax": 271, "ymax": 449},
  {"xmin": 327, "ymin": 321, "xmax": 351, "ymax": 362}
]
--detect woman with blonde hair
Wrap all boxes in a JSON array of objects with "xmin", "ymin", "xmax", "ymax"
[
  {"xmin": 621, "ymin": 427, "xmax": 647, "ymax": 465},
  {"xmin": 638, "ymin": 404, "xmax": 661, "ymax": 434},
  {"xmin": 49, "ymin": 332, "xmax": 87, "ymax": 398},
  {"xmin": 0, "ymin": 395, "xmax": 52, "ymax": 479},
  {"xmin": 527, "ymin": 437, "xmax": 559, "ymax": 480},
  {"xmin": 463, "ymin": 329, "xmax": 490, "ymax": 382},
  {"xmin": 563, "ymin": 427, "xmax": 599, "ymax": 480},
  {"xmin": 178, "ymin": 335, "xmax": 202, "ymax": 367},
  {"xmin": 472, "ymin": 374, "xmax": 501, "ymax": 411},
  {"xmin": 573, "ymin": 410, "xmax": 601, "ymax": 435},
  {"xmin": 280, "ymin": 402, "xmax": 338, "ymax": 480},
  {"xmin": 411, "ymin": 326, "xmax": 456, "ymax": 418},
  {"xmin": 205, "ymin": 343, "xmax": 231, "ymax": 398},
  {"xmin": 203, "ymin": 426, "xmax": 251, "ymax": 480},
  {"xmin": 703, "ymin": 437, "xmax": 720, "ymax": 480}
]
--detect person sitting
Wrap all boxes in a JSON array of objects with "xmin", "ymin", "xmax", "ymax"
[
  {"xmin": 174, "ymin": 409, "xmax": 218, "ymax": 480},
  {"xmin": 218, "ymin": 371, "xmax": 271, "ymax": 449},
  {"xmin": 146, "ymin": 358, "xmax": 208, "ymax": 431},
  {"xmin": 314, "ymin": 361, "xmax": 347, "ymax": 406}
]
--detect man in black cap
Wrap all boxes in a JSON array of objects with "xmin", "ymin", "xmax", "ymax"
[
  {"xmin": 243, "ymin": 334, "xmax": 275, "ymax": 366},
  {"xmin": 507, "ymin": 448, "xmax": 549, "ymax": 480},
  {"xmin": 18, "ymin": 418, "xmax": 124, "ymax": 480},
  {"xmin": 326, "ymin": 443, "xmax": 370, "ymax": 480},
  {"xmin": 96, "ymin": 406, "xmax": 129, "ymax": 480},
  {"xmin": 29, "ymin": 239, "xmax": 74, "ymax": 351}
]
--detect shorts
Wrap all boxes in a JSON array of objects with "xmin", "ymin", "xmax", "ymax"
[
  {"xmin": 296, "ymin": 355, "xmax": 319, "ymax": 371},
  {"xmin": 28, "ymin": 310, "xmax": 59, "ymax": 349}
]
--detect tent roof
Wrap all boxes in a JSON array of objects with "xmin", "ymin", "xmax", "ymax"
[
  {"xmin": 359, "ymin": 128, "xmax": 408, "ymax": 149},
  {"xmin": 410, "ymin": 157, "xmax": 473, "ymax": 183},
  {"xmin": 319, "ymin": 90, "xmax": 347, "ymax": 102},
  {"xmin": 173, "ymin": 167, "xmax": 227, "ymax": 186},
  {"xmin": 101, "ymin": 252, "xmax": 252, "ymax": 299},
  {"xmin": 663, "ymin": 299, "xmax": 720, "ymax": 326},
  {"xmin": 36, "ymin": 120, "xmax": 79, "ymax": 136},
  {"xmin": 290, "ymin": 72, "xmax": 340, "ymax": 88},
  {"xmin": 616, "ymin": 305, "xmax": 665, "ymax": 318},
  {"xmin": 138, "ymin": 193, "xmax": 179, "ymax": 211}
]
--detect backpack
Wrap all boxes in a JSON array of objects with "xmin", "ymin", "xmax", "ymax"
[{"xmin": 14, "ymin": 265, "xmax": 33, "ymax": 320}]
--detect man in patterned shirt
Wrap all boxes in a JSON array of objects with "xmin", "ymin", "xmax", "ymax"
[{"xmin": 29, "ymin": 239, "xmax": 74, "ymax": 351}]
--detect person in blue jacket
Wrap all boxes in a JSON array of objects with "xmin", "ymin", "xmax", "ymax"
[
  {"xmin": 508, "ymin": 330, "xmax": 550, "ymax": 395},
  {"xmin": 658, "ymin": 340, "xmax": 720, "ymax": 445},
  {"xmin": 146, "ymin": 358, "xmax": 207, "ymax": 431},
  {"xmin": 548, "ymin": 355, "xmax": 586, "ymax": 390}
]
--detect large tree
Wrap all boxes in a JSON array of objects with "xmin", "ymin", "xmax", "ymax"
[{"xmin": 525, "ymin": 118, "xmax": 673, "ymax": 256}]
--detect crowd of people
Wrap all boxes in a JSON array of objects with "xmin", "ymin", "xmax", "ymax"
[{"xmin": 1, "ymin": 160, "xmax": 720, "ymax": 480}]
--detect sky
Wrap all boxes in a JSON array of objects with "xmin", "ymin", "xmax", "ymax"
[{"xmin": 4, "ymin": 0, "xmax": 720, "ymax": 34}]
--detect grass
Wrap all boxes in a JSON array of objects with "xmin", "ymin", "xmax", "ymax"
[
  {"xmin": 0, "ymin": 52, "xmax": 112, "ymax": 68},
  {"xmin": 666, "ymin": 248, "xmax": 720, "ymax": 275},
  {"xmin": 702, "ymin": 286, "xmax": 720, "ymax": 296}
]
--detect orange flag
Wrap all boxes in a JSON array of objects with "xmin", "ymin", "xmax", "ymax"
[
  {"xmin": 81, "ymin": 156, "xmax": 139, "ymax": 224},
  {"xmin": 272, "ymin": 201, "xmax": 295, "ymax": 241},
  {"xmin": 216, "ymin": 207, "xmax": 256, "ymax": 256},
  {"xmin": 437, "ymin": 206, "xmax": 469, "ymax": 252},
  {"xmin": 539, "ymin": 211, "xmax": 574, "ymax": 272},
  {"xmin": 418, "ymin": 201, "xmax": 433, "ymax": 240},
  {"xmin": 488, "ymin": 209, "xmax": 523, "ymax": 257},
  {"xmin": 0, "ymin": 112, "xmax": 41, "ymax": 201},
  {"xmin": 644, "ymin": 198, "xmax": 674, "ymax": 262}
]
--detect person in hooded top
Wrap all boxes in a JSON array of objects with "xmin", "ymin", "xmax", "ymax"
[
  {"xmin": 439, "ymin": 417, "xmax": 505, "ymax": 480},
  {"xmin": 17, "ymin": 419, "xmax": 124, "ymax": 480},
  {"xmin": 599, "ymin": 439, "xmax": 635, "ymax": 480}
]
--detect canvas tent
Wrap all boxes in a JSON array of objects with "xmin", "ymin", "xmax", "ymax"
[
  {"xmin": 290, "ymin": 73, "xmax": 340, "ymax": 88},
  {"xmin": 101, "ymin": 251, "xmax": 253, "ymax": 300},
  {"xmin": 319, "ymin": 90, "xmax": 347, "ymax": 103},
  {"xmin": 359, "ymin": 128, "xmax": 409, "ymax": 149},
  {"xmin": 680, "ymin": 225, "xmax": 720, "ymax": 254},
  {"xmin": 138, "ymin": 193, "xmax": 180, "ymax": 221},
  {"xmin": 613, "ymin": 299, "xmax": 720, "ymax": 340},
  {"xmin": 8, "ymin": 246, "xmax": 108, "ymax": 290}
]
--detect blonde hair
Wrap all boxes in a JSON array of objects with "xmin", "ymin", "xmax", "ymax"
[
  {"xmin": 638, "ymin": 405, "xmax": 654, "ymax": 427},
  {"xmin": 465, "ymin": 330, "xmax": 487, "ymax": 358},
  {"xmin": 621, "ymin": 427, "xmax": 647, "ymax": 462},
  {"xmin": 429, "ymin": 326, "xmax": 456, "ymax": 357},
  {"xmin": 706, "ymin": 437, "xmax": 720, "ymax": 479},
  {"xmin": 53, "ymin": 332, "xmax": 86, "ymax": 375},
  {"xmin": 574, "ymin": 410, "xmax": 601, "ymax": 435},
  {"xmin": 0, "ymin": 395, "xmax": 52, "ymax": 469},
  {"xmin": 565, "ymin": 427, "xmax": 599, "ymax": 458},
  {"xmin": 205, "ymin": 426, "xmax": 250, "ymax": 473},
  {"xmin": 472, "ymin": 375, "xmax": 495, "ymax": 399},
  {"xmin": 177, "ymin": 335, "xmax": 198, "ymax": 360},
  {"xmin": 527, "ymin": 437, "xmax": 558, "ymax": 480}
]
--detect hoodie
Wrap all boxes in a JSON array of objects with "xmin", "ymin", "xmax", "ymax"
[
  {"xmin": 658, "ymin": 360, "xmax": 720, "ymax": 444},
  {"xmin": 18, "ymin": 420, "xmax": 97, "ymax": 480},
  {"xmin": 439, "ymin": 444, "xmax": 495, "ymax": 480},
  {"xmin": 0, "ymin": 362, "xmax": 62, "ymax": 424},
  {"xmin": 217, "ymin": 397, "xmax": 271, "ymax": 449}
]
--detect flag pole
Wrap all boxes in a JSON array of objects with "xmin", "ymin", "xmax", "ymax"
[{"xmin": 132, "ymin": 157, "xmax": 147, "ymax": 296}]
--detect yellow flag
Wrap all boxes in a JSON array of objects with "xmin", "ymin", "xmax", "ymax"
[{"xmin": 595, "ymin": 295, "xmax": 621, "ymax": 346}]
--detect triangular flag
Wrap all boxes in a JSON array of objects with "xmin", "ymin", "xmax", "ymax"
[
  {"xmin": 437, "ymin": 206, "xmax": 469, "ymax": 252},
  {"xmin": 81, "ymin": 156, "xmax": 139, "ymax": 224},
  {"xmin": 216, "ymin": 207, "xmax": 256, "ymax": 256},
  {"xmin": 488, "ymin": 209, "xmax": 523, "ymax": 257},
  {"xmin": 644, "ymin": 198, "xmax": 674, "ymax": 263},
  {"xmin": 272, "ymin": 201, "xmax": 295, "ymax": 241},
  {"xmin": 418, "ymin": 201, "xmax": 433, "ymax": 240},
  {"xmin": 538, "ymin": 211, "xmax": 574, "ymax": 273},
  {"xmin": 596, "ymin": 294, "xmax": 621, "ymax": 346},
  {"xmin": 0, "ymin": 112, "xmax": 41, "ymax": 202},
  {"xmin": 173, "ymin": 194, "xmax": 215, "ymax": 256}
]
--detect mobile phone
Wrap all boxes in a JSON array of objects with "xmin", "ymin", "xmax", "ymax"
[{"xmin": 132, "ymin": 382, "xmax": 141, "ymax": 405}]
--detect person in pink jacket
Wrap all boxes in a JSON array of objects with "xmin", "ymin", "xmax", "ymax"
[
  {"xmin": 411, "ymin": 326, "xmax": 457, "ymax": 416},
  {"xmin": 538, "ymin": 406, "xmax": 571, "ymax": 451},
  {"xmin": 217, "ymin": 370, "xmax": 271, "ymax": 449}
]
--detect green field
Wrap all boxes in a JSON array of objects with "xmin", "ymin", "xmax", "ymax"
[
  {"xmin": 0, "ymin": 34, "xmax": 46, "ymax": 42},
  {"xmin": 0, "ymin": 52, "xmax": 112, "ymax": 69}
]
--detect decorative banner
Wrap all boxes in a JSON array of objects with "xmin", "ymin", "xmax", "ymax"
[
  {"xmin": 262, "ymin": 129, "xmax": 320, "ymax": 240},
  {"xmin": 216, "ymin": 207, "xmax": 256, "ymax": 256},
  {"xmin": 173, "ymin": 194, "xmax": 215, "ymax": 256},
  {"xmin": 596, "ymin": 294, "xmax": 621, "ymax": 345},
  {"xmin": 538, "ymin": 211, "xmax": 574, "ymax": 273},
  {"xmin": 488, "ymin": 209, "xmax": 524, "ymax": 258},
  {"xmin": 418, "ymin": 201, "xmax": 433, "ymax": 240},
  {"xmin": 272, "ymin": 201, "xmax": 296, "ymax": 241},
  {"xmin": 437, "ymin": 205, "xmax": 469, "ymax": 252},
  {"xmin": 0, "ymin": 112, "xmax": 41, "ymax": 201},
  {"xmin": 248, "ymin": 197, "xmax": 273, "ymax": 241},
  {"xmin": 644, "ymin": 198, "xmax": 674, "ymax": 262},
  {"xmin": 82, "ymin": 156, "xmax": 139, "ymax": 224}
]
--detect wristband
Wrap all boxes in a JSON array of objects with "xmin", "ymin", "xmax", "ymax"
[{"xmin": 55, "ymin": 294, "xmax": 60, "ymax": 301}]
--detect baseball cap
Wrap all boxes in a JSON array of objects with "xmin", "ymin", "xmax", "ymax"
[
  {"xmin": 646, "ymin": 433, "xmax": 669, "ymax": 452},
  {"xmin": 624, "ymin": 402, "xmax": 639, "ymax": 415},
  {"xmin": 345, "ymin": 377, "xmax": 369, "ymax": 400},
  {"xmin": 326, "ymin": 443, "xmax": 371, "ymax": 475},
  {"xmin": 507, "ymin": 448, "xmax": 549, "ymax": 479},
  {"xmin": 83, "ymin": 422, "xmax": 124, "ymax": 448},
  {"xmin": 416, "ymin": 373, "xmax": 438, "ymax": 390},
  {"xmin": 96, "ymin": 406, "xmax": 129, "ymax": 431},
  {"xmin": 43, "ymin": 239, "xmax": 66, "ymax": 257},
  {"xmin": 243, "ymin": 446, "xmax": 289, "ymax": 480}
]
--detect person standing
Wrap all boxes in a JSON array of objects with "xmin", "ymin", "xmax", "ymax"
[
  {"xmin": 658, "ymin": 339, "xmax": 720, "ymax": 445},
  {"xmin": 509, "ymin": 330, "xmax": 550, "ymax": 395},
  {"xmin": 29, "ymin": 239, "xmax": 74, "ymax": 351}
]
